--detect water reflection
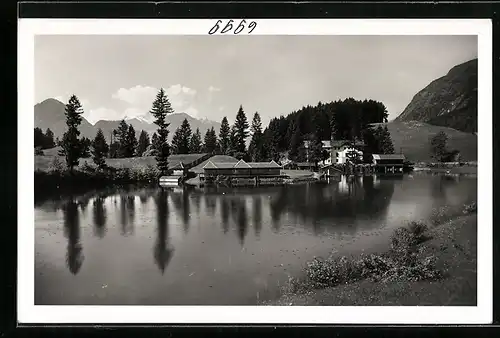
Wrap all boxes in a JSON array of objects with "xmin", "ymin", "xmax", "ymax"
[
  {"xmin": 220, "ymin": 198, "xmax": 230, "ymax": 234},
  {"xmin": 252, "ymin": 196, "xmax": 262, "ymax": 238},
  {"xmin": 234, "ymin": 199, "xmax": 248, "ymax": 246},
  {"xmin": 92, "ymin": 196, "xmax": 107, "ymax": 238},
  {"xmin": 171, "ymin": 190, "xmax": 190, "ymax": 233},
  {"xmin": 153, "ymin": 188, "xmax": 174, "ymax": 274},
  {"xmin": 62, "ymin": 198, "xmax": 84, "ymax": 275},
  {"xmin": 119, "ymin": 195, "xmax": 135, "ymax": 236}
]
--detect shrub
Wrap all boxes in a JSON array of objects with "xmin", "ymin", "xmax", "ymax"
[
  {"xmin": 49, "ymin": 156, "xmax": 65, "ymax": 173},
  {"xmin": 35, "ymin": 147, "xmax": 44, "ymax": 155},
  {"xmin": 463, "ymin": 202, "xmax": 477, "ymax": 215},
  {"xmin": 407, "ymin": 221, "xmax": 429, "ymax": 243}
]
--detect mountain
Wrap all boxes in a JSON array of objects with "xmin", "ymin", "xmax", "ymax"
[
  {"xmin": 94, "ymin": 113, "xmax": 222, "ymax": 143},
  {"xmin": 34, "ymin": 98, "xmax": 97, "ymax": 139},
  {"xmin": 34, "ymin": 98, "xmax": 222, "ymax": 143},
  {"xmin": 380, "ymin": 121, "xmax": 477, "ymax": 162},
  {"xmin": 395, "ymin": 58, "xmax": 477, "ymax": 133}
]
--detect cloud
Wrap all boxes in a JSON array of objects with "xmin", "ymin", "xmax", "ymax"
[
  {"xmin": 208, "ymin": 86, "xmax": 221, "ymax": 92},
  {"xmin": 84, "ymin": 107, "xmax": 122, "ymax": 124},
  {"xmin": 112, "ymin": 84, "xmax": 198, "ymax": 120}
]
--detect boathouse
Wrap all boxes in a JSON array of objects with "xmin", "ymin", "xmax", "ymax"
[
  {"xmin": 201, "ymin": 159, "xmax": 283, "ymax": 186},
  {"xmin": 372, "ymin": 154, "xmax": 405, "ymax": 173}
]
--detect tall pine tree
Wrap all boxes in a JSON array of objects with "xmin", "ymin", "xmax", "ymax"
[
  {"xmin": 58, "ymin": 95, "xmax": 84, "ymax": 171},
  {"xmin": 249, "ymin": 112, "xmax": 265, "ymax": 161},
  {"xmin": 136, "ymin": 130, "xmax": 150, "ymax": 156},
  {"xmin": 150, "ymin": 88, "xmax": 173, "ymax": 175},
  {"xmin": 234, "ymin": 105, "xmax": 249, "ymax": 153},
  {"xmin": 218, "ymin": 116, "xmax": 231, "ymax": 155},
  {"xmin": 91, "ymin": 128, "xmax": 109, "ymax": 169},
  {"xmin": 189, "ymin": 128, "xmax": 202, "ymax": 153}
]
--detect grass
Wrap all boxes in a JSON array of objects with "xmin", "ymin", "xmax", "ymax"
[
  {"xmin": 266, "ymin": 202, "xmax": 477, "ymax": 306},
  {"xmin": 35, "ymin": 151, "xmax": 209, "ymax": 172},
  {"xmin": 382, "ymin": 121, "xmax": 477, "ymax": 162}
]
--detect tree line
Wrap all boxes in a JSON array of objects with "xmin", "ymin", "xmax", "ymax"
[{"xmin": 48, "ymin": 90, "xmax": 399, "ymax": 176}]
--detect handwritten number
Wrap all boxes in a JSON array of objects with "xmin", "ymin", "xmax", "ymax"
[
  {"xmin": 248, "ymin": 21, "xmax": 257, "ymax": 33},
  {"xmin": 208, "ymin": 20, "xmax": 257, "ymax": 35},
  {"xmin": 208, "ymin": 20, "xmax": 222, "ymax": 35},
  {"xmin": 234, "ymin": 20, "xmax": 246, "ymax": 34},
  {"xmin": 221, "ymin": 20, "xmax": 234, "ymax": 34}
]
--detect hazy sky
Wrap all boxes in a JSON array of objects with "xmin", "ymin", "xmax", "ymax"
[{"xmin": 35, "ymin": 35, "xmax": 477, "ymax": 126}]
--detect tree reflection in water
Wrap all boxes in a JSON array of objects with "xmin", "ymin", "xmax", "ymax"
[
  {"xmin": 268, "ymin": 177, "xmax": 396, "ymax": 235},
  {"xmin": 62, "ymin": 197, "xmax": 84, "ymax": 275},
  {"xmin": 153, "ymin": 188, "xmax": 174, "ymax": 275},
  {"xmin": 92, "ymin": 196, "xmax": 107, "ymax": 238},
  {"xmin": 220, "ymin": 197, "xmax": 230, "ymax": 234},
  {"xmin": 252, "ymin": 196, "xmax": 262, "ymax": 238}
]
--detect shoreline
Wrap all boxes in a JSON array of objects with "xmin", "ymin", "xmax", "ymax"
[{"xmin": 262, "ymin": 203, "xmax": 477, "ymax": 306}]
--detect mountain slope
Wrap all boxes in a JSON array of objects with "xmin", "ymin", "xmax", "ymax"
[
  {"xmin": 395, "ymin": 58, "xmax": 477, "ymax": 133},
  {"xmin": 380, "ymin": 121, "xmax": 477, "ymax": 162},
  {"xmin": 34, "ymin": 98, "xmax": 97, "ymax": 139}
]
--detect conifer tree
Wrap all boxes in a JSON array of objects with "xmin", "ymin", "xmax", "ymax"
[
  {"xmin": 249, "ymin": 112, "xmax": 265, "ymax": 161},
  {"xmin": 150, "ymin": 88, "xmax": 173, "ymax": 175},
  {"xmin": 115, "ymin": 119, "xmax": 129, "ymax": 158},
  {"xmin": 44, "ymin": 128, "xmax": 55, "ymax": 148},
  {"xmin": 189, "ymin": 128, "xmax": 202, "ymax": 153},
  {"xmin": 58, "ymin": 95, "xmax": 84, "ymax": 171},
  {"xmin": 136, "ymin": 130, "xmax": 150, "ymax": 156},
  {"xmin": 203, "ymin": 127, "xmax": 218, "ymax": 154},
  {"xmin": 175, "ymin": 118, "xmax": 193, "ymax": 154},
  {"xmin": 125, "ymin": 125, "xmax": 138, "ymax": 157},
  {"xmin": 218, "ymin": 116, "xmax": 231, "ymax": 155},
  {"xmin": 91, "ymin": 128, "xmax": 109, "ymax": 169},
  {"xmin": 234, "ymin": 105, "xmax": 249, "ymax": 153}
]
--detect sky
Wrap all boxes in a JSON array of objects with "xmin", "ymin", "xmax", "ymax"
[{"xmin": 35, "ymin": 35, "xmax": 477, "ymax": 126}]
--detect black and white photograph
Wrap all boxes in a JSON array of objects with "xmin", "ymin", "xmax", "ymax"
[{"xmin": 18, "ymin": 18, "xmax": 492, "ymax": 324}]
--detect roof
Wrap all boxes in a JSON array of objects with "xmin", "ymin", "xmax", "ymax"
[
  {"xmin": 372, "ymin": 154, "xmax": 406, "ymax": 160},
  {"xmin": 170, "ymin": 162, "xmax": 185, "ymax": 170},
  {"xmin": 234, "ymin": 159, "xmax": 252, "ymax": 169},
  {"xmin": 167, "ymin": 153, "xmax": 209, "ymax": 169},
  {"xmin": 296, "ymin": 162, "xmax": 316, "ymax": 167},
  {"xmin": 247, "ymin": 161, "xmax": 282, "ymax": 168},
  {"xmin": 202, "ymin": 159, "xmax": 283, "ymax": 170},
  {"xmin": 190, "ymin": 155, "xmax": 240, "ymax": 173}
]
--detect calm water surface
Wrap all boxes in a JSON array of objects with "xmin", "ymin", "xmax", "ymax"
[{"xmin": 35, "ymin": 173, "xmax": 477, "ymax": 305}]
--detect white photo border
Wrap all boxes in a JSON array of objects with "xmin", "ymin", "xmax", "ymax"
[{"xmin": 18, "ymin": 18, "xmax": 492, "ymax": 324}]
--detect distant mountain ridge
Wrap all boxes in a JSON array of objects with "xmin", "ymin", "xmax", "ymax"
[
  {"xmin": 395, "ymin": 58, "xmax": 478, "ymax": 133},
  {"xmin": 34, "ymin": 98, "xmax": 221, "ymax": 142}
]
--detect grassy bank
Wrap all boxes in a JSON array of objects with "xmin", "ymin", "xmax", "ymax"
[
  {"xmin": 35, "ymin": 159, "xmax": 159, "ymax": 198},
  {"xmin": 264, "ymin": 202, "xmax": 477, "ymax": 306},
  {"xmin": 414, "ymin": 161, "xmax": 477, "ymax": 175}
]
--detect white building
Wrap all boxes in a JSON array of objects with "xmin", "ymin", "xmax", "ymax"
[{"xmin": 330, "ymin": 140, "xmax": 364, "ymax": 165}]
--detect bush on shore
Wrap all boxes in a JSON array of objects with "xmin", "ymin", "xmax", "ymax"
[{"xmin": 284, "ymin": 219, "xmax": 442, "ymax": 294}]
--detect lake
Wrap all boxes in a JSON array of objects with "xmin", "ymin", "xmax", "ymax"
[{"xmin": 34, "ymin": 173, "xmax": 477, "ymax": 305}]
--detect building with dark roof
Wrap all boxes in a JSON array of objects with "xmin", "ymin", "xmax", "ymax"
[
  {"xmin": 201, "ymin": 159, "xmax": 284, "ymax": 186},
  {"xmin": 372, "ymin": 154, "xmax": 405, "ymax": 173}
]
